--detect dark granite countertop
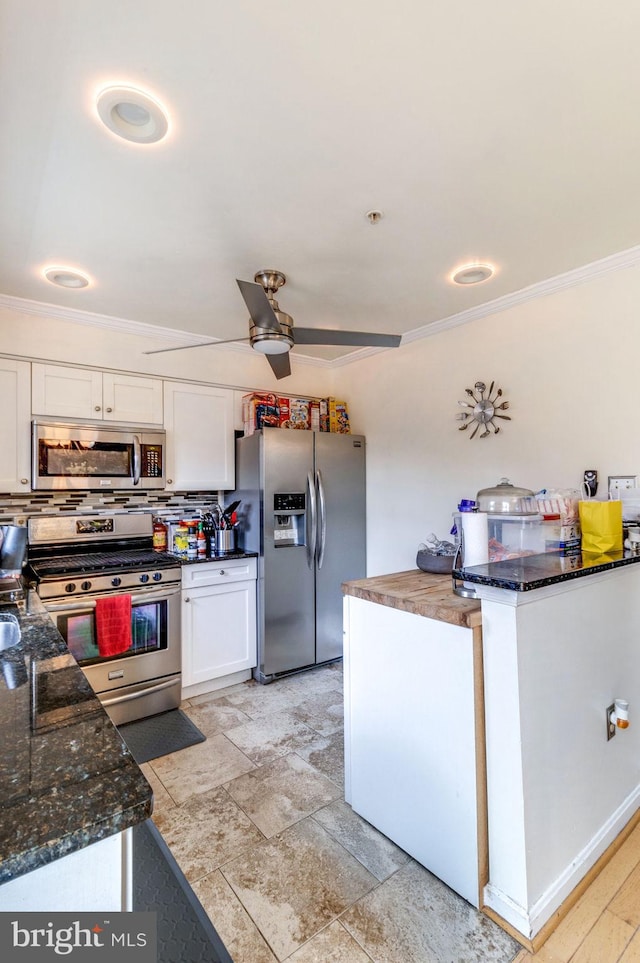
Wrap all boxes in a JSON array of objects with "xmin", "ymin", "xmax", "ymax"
[
  {"xmin": 454, "ymin": 549, "xmax": 640, "ymax": 592},
  {"xmin": 172, "ymin": 551, "xmax": 258, "ymax": 565},
  {"xmin": 0, "ymin": 591, "xmax": 152, "ymax": 886}
]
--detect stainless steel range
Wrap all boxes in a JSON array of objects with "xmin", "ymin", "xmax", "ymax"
[{"xmin": 26, "ymin": 512, "xmax": 182, "ymax": 725}]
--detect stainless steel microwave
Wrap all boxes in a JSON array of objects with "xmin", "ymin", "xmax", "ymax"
[{"xmin": 32, "ymin": 420, "xmax": 166, "ymax": 490}]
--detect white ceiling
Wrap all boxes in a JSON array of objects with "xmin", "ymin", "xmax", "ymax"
[{"xmin": 1, "ymin": 0, "xmax": 640, "ymax": 365}]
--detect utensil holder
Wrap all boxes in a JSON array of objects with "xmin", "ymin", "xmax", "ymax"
[{"xmin": 216, "ymin": 530, "xmax": 237, "ymax": 554}]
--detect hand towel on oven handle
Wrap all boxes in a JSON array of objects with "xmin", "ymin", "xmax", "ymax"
[{"xmin": 95, "ymin": 594, "xmax": 133, "ymax": 657}]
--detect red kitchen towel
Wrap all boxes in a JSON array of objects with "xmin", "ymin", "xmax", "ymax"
[{"xmin": 95, "ymin": 595, "xmax": 133, "ymax": 657}]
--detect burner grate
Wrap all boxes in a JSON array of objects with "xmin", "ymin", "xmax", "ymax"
[{"xmin": 30, "ymin": 549, "xmax": 176, "ymax": 578}]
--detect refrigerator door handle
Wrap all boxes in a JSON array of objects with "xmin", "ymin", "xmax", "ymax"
[
  {"xmin": 306, "ymin": 471, "xmax": 317, "ymax": 568},
  {"xmin": 316, "ymin": 469, "xmax": 327, "ymax": 568}
]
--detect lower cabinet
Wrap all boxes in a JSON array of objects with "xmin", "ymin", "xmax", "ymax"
[{"xmin": 182, "ymin": 557, "xmax": 257, "ymax": 696}]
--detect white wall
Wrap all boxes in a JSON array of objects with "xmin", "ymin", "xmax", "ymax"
[{"xmin": 333, "ymin": 263, "xmax": 640, "ymax": 575}]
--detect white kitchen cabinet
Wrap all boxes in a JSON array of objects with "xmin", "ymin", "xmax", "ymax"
[
  {"xmin": 182, "ymin": 557, "xmax": 257, "ymax": 695},
  {"xmin": 32, "ymin": 363, "xmax": 163, "ymax": 425},
  {"xmin": 163, "ymin": 381, "xmax": 234, "ymax": 491},
  {"xmin": 0, "ymin": 359, "xmax": 31, "ymax": 493}
]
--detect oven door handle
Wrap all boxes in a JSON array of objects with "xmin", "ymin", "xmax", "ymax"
[
  {"xmin": 132, "ymin": 435, "xmax": 141, "ymax": 486},
  {"xmin": 101, "ymin": 676, "xmax": 181, "ymax": 707},
  {"xmin": 44, "ymin": 586, "xmax": 180, "ymax": 612}
]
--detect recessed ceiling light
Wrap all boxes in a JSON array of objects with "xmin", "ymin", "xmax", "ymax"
[
  {"xmin": 43, "ymin": 266, "xmax": 90, "ymax": 289},
  {"xmin": 95, "ymin": 85, "xmax": 169, "ymax": 144},
  {"xmin": 451, "ymin": 263, "xmax": 495, "ymax": 285}
]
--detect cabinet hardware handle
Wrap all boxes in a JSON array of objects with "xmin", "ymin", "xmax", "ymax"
[
  {"xmin": 167, "ymin": 478, "xmax": 173, "ymax": 484},
  {"xmin": 106, "ymin": 406, "xmax": 113, "ymax": 412},
  {"xmin": 94, "ymin": 406, "xmax": 101, "ymax": 411},
  {"xmin": 220, "ymin": 570, "xmax": 225, "ymax": 575},
  {"xmin": 184, "ymin": 596, "xmax": 190, "ymax": 602},
  {"xmin": 20, "ymin": 478, "xmax": 28, "ymax": 485}
]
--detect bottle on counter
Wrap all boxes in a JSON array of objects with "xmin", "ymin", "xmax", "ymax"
[
  {"xmin": 197, "ymin": 521, "xmax": 207, "ymax": 558},
  {"xmin": 185, "ymin": 520, "xmax": 198, "ymax": 560},
  {"xmin": 152, "ymin": 517, "xmax": 168, "ymax": 552}
]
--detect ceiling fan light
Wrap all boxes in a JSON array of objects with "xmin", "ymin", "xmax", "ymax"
[{"xmin": 252, "ymin": 338, "xmax": 291, "ymax": 355}]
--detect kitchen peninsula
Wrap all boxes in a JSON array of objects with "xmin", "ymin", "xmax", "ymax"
[
  {"xmin": 0, "ymin": 592, "xmax": 152, "ymax": 911},
  {"xmin": 343, "ymin": 552, "xmax": 640, "ymax": 949}
]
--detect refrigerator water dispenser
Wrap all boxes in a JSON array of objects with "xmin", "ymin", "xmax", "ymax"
[{"xmin": 273, "ymin": 493, "xmax": 306, "ymax": 548}]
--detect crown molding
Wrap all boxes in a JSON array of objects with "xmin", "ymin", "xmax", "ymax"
[
  {"xmin": 401, "ymin": 245, "xmax": 640, "ymax": 345},
  {"xmin": 2, "ymin": 243, "xmax": 640, "ymax": 366}
]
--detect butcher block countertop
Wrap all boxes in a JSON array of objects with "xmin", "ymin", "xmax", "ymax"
[{"xmin": 342, "ymin": 570, "xmax": 482, "ymax": 629}]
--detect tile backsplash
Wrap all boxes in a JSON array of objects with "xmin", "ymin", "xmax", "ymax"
[{"xmin": 0, "ymin": 490, "xmax": 219, "ymax": 523}]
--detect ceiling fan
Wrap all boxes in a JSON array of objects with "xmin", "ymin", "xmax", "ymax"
[{"xmin": 145, "ymin": 269, "xmax": 402, "ymax": 379}]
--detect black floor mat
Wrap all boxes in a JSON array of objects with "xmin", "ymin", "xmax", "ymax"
[
  {"xmin": 133, "ymin": 820, "xmax": 233, "ymax": 963},
  {"xmin": 119, "ymin": 709, "xmax": 206, "ymax": 764}
]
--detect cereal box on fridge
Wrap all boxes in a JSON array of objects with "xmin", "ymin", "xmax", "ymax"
[
  {"xmin": 242, "ymin": 392, "xmax": 278, "ymax": 435},
  {"xmin": 328, "ymin": 398, "xmax": 351, "ymax": 433},
  {"xmin": 288, "ymin": 398, "xmax": 311, "ymax": 429}
]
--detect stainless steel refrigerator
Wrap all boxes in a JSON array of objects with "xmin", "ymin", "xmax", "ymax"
[{"xmin": 234, "ymin": 429, "xmax": 366, "ymax": 683}]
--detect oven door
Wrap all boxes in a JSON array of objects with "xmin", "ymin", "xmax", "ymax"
[{"xmin": 43, "ymin": 583, "xmax": 181, "ymax": 722}]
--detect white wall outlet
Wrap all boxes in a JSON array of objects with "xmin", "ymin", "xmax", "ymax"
[{"xmin": 608, "ymin": 475, "xmax": 637, "ymax": 492}]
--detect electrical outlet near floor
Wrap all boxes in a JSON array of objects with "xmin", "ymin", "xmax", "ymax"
[{"xmin": 608, "ymin": 475, "xmax": 637, "ymax": 492}]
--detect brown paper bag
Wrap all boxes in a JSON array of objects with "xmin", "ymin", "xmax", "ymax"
[{"xmin": 578, "ymin": 500, "xmax": 623, "ymax": 555}]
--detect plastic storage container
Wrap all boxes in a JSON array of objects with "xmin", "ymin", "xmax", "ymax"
[{"xmin": 487, "ymin": 513, "xmax": 544, "ymax": 561}]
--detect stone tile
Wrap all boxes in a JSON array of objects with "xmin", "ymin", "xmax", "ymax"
[
  {"xmin": 294, "ymin": 729, "xmax": 345, "ymax": 789},
  {"xmin": 213, "ymin": 679, "xmax": 308, "ymax": 720},
  {"xmin": 225, "ymin": 752, "xmax": 341, "ymax": 837},
  {"xmin": 313, "ymin": 799, "xmax": 411, "ymax": 882},
  {"xmin": 282, "ymin": 664, "xmax": 343, "ymax": 697},
  {"xmin": 224, "ymin": 709, "xmax": 319, "ymax": 765},
  {"xmin": 150, "ymin": 733, "xmax": 255, "ymax": 805},
  {"xmin": 139, "ymin": 762, "xmax": 175, "ymax": 812},
  {"xmin": 289, "ymin": 688, "xmax": 344, "ymax": 735},
  {"xmin": 341, "ymin": 860, "xmax": 521, "ymax": 963},
  {"xmin": 221, "ymin": 818, "xmax": 377, "ymax": 960},
  {"xmin": 192, "ymin": 869, "xmax": 278, "ymax": 963},
  {"xmin": 288, "ymin": 920, "xmax": 373, "ymax": 962},
  {"xmin": 151, "ymin": 785, "xmax": 264, "ymax": 882},
  {"xmin": 183, "ymin": 699, "xmax": 251, "ymax": 738}
]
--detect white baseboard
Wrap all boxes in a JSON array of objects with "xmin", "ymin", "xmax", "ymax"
[
  {"xmin": 484, "ymin": 781, "xmax": 640, "ymax": 939},
  {"xmin": 181, "ymin": 669, "xmax": 251, "ymax": 700}
]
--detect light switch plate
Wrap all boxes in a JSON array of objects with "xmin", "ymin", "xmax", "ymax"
[{"xmin": 608, "ymin": 475, "xmax": 637, "ymax": 492}]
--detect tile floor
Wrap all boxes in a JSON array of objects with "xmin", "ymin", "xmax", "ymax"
[{"xmin": 140, "ymin": 661, "xmax": 520, "ymax": 962}]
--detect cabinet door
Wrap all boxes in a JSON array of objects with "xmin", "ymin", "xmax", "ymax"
[
  {"xmin": 102, "ymin": 372, "xmax": 163, "ymax": 425},
  {"xmin": 32, "ymin": 363, "xmax": 102, "ymax": 420},
  {"xmin": 182, "ymin": 580, "xmax": 257, "ymax": 686},
  {"xmin": 164, "ymin": 382, "xmax": 234, "ymax": 490},
  {"xmin": 0, "ymin": 359, "xmax": 31, "ymax": 492}
]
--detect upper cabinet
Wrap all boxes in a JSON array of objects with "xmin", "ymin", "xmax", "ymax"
[
  {"xmin": 164, "ymin": 382, "xmax": 234, "ymax": 491},
  {"xmin": 32, "ymin": 364, "xmax": 163, "ymax": 425},
  {"xmin": 0, "ymin": 359, "xmax": 31, "ymax": 493}
]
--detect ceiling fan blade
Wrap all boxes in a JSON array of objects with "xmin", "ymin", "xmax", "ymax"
[
  {"xmin": 266, "ymin": 352, "xmax": 291, "ymax": 380},
  {"xmin": 293, "ymin": 327, "xmax": 402, "ymax": 347},
  {"xmin": 144, "ymin": 337, "xmax": 250, "ymax": 355},
  {"xmin": 236, "ymin": 279, "xmax": 282, "ymax": 333}
]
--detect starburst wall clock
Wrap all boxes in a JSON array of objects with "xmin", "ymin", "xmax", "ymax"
[{"xmin": 456, "ymin": 381, "xmax": 511, "ymax": 439}]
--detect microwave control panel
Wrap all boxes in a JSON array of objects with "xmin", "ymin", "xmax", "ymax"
[{"xmin": 141, "ymin": 444, "xmax": 163, "ymax": 477}]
